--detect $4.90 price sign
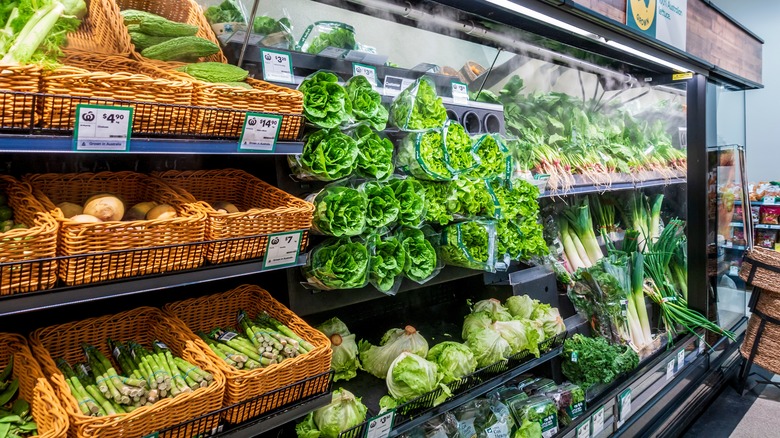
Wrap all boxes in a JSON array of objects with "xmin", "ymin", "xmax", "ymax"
[
  {"xmin": 262, "ymin": 231, "xmax": 303, "ymax": 269},
  {"xmin": 261, "ymin": 49, "xmax": 294, "ymax": 83},
  {"xmin": 73, "ymin": 104, "xmax": 133, "ymax": 151},
  {"xmin": 239, "ymin": 113, "xmax": 283, "ymax": 152}
]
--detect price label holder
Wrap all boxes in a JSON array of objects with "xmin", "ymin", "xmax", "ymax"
[
  {"xmin": 591, "ymin": 407, "xmax": 604, "ymax": 435},
  {"xmin": 729, "ymin": 265, "xmax": 740, "ymax": 276},
  {"xmin": 764, "ymin": 197, "xmax": 778, "ymax": 205},
  {"xmin": 724, "ymin": 241, "xmax": 733, "ymax": 248},
  {"xmin": 677, "ymin": 349, "xmax": 686, "ymax": 371},
  {"xmin": 262, "ymin": 231, "xmax": 303, "ymax": 269},
  {"xmin": 698, "ymin": 339, "xmax": 706, "ymax": 355},
  {"xmin": 576, "ymin": 419, "xmax": 591, "ymax": 438},
  {"xmin": 451, "ymin": 80, "xmax": 469, "ymax": 105},
  {"xmin": 666, "ymin": 360, "xmax": 675, "ymax": 381},
  {"xmin": 383, "ymin": 75, "xmax": 414, "ymax": 97},
  {"xmin": 238, "ymin": 113, "xmax": 282, "ymax": 152},
  {"xmin": 353, "ymin": 63, "xmax": 378, "ymax": 87},
  {"xmin": 141, "ymin": 433, "xmax": 159, "ymax": 438},
  {"xmin": 617, "ymin": 389, "xmax": 631, "ymax": 428},
  {"xmin": 364, "ymin": 409, "xmax": 395, "ymax": 438},
  {"xmin": 73, "ymin": 104, "xmax": 132, "ymax": 151},
  {"xmin": 261, "ymin": 49, "xmax": 294, "ymax": 84}
]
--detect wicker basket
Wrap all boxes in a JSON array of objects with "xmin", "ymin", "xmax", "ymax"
[
  {"xmin": 116, "ymin": 0, "xmax": 226, "ymax": 63},
  {"xmin": 41, "ymin": 52, "xmax": 194, "ymax": 135},
  {"xmin": 25, "ymin": 171, "xmax": 206, "ymax": 285},
  {"xmin": 739, "ymin": 246, "xmax": 780, "ymax": 294},
  {"xmin": 0, "ymin": 333, "xmax": 69, "ymax": 438},
  {"xmin": 162, "ymin": 284, "xmax": 332, "ymax": 423},
  {"xmin": 154, "ymin": 169, "xmax": 312, "ymax": 264},
  {"xmin": 65, "ymin": 0, "xmax": 134, "ymax": 56},
  {"xmin": 0, "ymin": 175, "xmax": 58, "ymax": 295},
  {"xmin": 0, "ymin": 64, "xmax": 41, "ymax": 129},
  {"xmin": 741, "ymin": 291, "xmax": 780, "ymax": 375},
  {"xmin": 29, "ymin": 307, "xmax": 225, "ymax": 438}
]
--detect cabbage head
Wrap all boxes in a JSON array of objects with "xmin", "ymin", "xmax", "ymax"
[
  {"xmin": 462, "ymin": 311, "xmax": 493, "ymax": 340},
  {"xmin": 506, "ymin": 295, "xmax": 537, "ymax": 320},
  {"xmin": 465, "ymin": 326, "xmax": 512, "ymax": 368},
  {"xmin": 426, "ymin": 342, "xmax": 476, "ymax": 384},
  {"xmin": 295, "ymin": 388, "xmax": 367, "ymax": 438},
  {"xmin": 317, "ymin": 318, "xmax": 360, "ymax": 382},
  {"xmin": 534, "ymin": 306, "xmax": 567, "ymax": 338},
  {"xmin": 472, "ymin": 298, "xmax": 512, "ymax": 321},
  {"xmin": 359, "ymin": 325, "xmax": 429, "ymax": 379},
  {"xmin": 492, "ymin": 320, "xmax": 541, "ymax": 358},
  {"xmin": 383, "ymin": 352, "xmax": 451, "ymax": 406}
]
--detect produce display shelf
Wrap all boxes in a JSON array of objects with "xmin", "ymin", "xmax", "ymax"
[
  {"xmin": 540, "ymin": 176, "xmax": 686, "ymax": 198},
  {"xmin": 719, "ymin": 243, "xmax": 747, "ymax": 251},
  {"xmin": 0, "ymin": 135, "xmax": 304, "ymax": 155},
  {"xmin": 731, "ymin": 222, "xmax": 744, "ymax": 227},
  {"xmin": 755, "ymin": 223, "xmax": 780, "ymax": 230}
]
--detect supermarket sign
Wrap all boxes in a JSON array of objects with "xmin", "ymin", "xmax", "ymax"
[{"xmin": 626, "ymin": 0, "xmax": 687, "ymax": 50}]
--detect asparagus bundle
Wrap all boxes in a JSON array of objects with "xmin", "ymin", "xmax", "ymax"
[{"xmin": 56, "ymin": 341, "xmax": 213, "ymax": 417}]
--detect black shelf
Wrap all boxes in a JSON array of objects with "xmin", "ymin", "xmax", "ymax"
[
  {"xmin": 214, "ymin": 393, "xmax": 331, "ymax": 437},
  {"xmin": 540, "ymin": 176, "xmax": 686, "ymax": 197}
]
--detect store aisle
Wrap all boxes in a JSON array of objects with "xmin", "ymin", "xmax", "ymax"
[{"xmin": 684, "ymin": 373, "xmax": 780, "ymax": 438}]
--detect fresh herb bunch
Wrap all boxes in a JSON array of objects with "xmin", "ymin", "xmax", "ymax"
[
  {"xmin": 397, "ymin": 130, "xmax": 453, "ymax": 180},
  {"xmin": 352, "ymin": 126, "xmax": 394, "ymax": 180},
  {"xmin": 390, "ymin": 178, "xmax": 426, "ymax": 227},
  {"xmin": 311, "ymin": 186, "xmax": 367, "ymax": 237},
  {"xmin": 368, "ymin": 234, "xmax": 406, "ymax": 293},
  {"xmin": 296, "ymin": 129, "xmax": 358, "ymax": 181},
  {"xmin": 299, "ymin": 72, "xmax": 352, "ymax": 129},
  {"xmin": 303, "ymin": 238, "xmax": 369, "ymax": 290},
  {"xmin": 204, "ymin": 1, "xmax": 244, "ymax": 23},
  {"xmin": 306, "ymin": 26, "xmax": 356, "ymax": 54},
  {"xmin": 389, "ymin": 77, "xmax": 447, "ymax": 131},
  {"xmin": 397, "ymin": 227, "xmax": 437, "ymax": 282},
  {"xmin": 561, "ymin": 334, "xmax": 639, "ymax": 389},
  {"xmin": 361, "ymin": 181, "xmax": 399, "ymax": 230},
  {"xmin": 345, "ymin": 75, "xmax": 388, "ymax": 131}
]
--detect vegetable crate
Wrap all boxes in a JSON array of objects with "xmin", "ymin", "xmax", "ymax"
[
  {"xmin": 25, "ymin": 172, "xmax": 206, "ymax": 286},
  {"xmin": 0, "ymin": 175, "xmax": 58, "ymax": 296},
  {"xmin": 0, "ymin": 64, "xmax": 41, "ymax": 129},
  {"xmin": 29, "ymin": 307, "xmax": 225, "ymax": 438},
  {"xmin": 0, "ymin": 333, "xmax": 69, "ymax": 438},
  {"xmin": 162, "ymin": 284, "xmax": 332, "ymax": 424},
  {"xmin": 65, "ymin": 0, "xmax": 134, "ymax": 56},
  {"xmin": 154, "ymin": 169, "xmax": 313, "ymax": 264}
]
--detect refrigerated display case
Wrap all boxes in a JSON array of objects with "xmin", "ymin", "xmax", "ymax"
[{"xmin": 0, "ymin": 0, "xmax": 763, "ymax": 437}]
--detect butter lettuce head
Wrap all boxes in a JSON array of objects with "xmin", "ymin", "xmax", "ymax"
[{"xmin": 300, "ymin": 72, "xmax": 352, "ymax": 128}]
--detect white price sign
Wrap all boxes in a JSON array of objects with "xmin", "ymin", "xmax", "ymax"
[
  {"xmin": 353, "ymin": 63, "xmax": 377, "ymax": 87},
  {"xmin": 576, "ymin": 419, "xmax": 591, "ymax": 438},
  {"xmin": 364, "ymin": 409, "xmax": 395, "ymax": 438},
  {"xmin": 451, "ymin": 81, "xmax": 469, "ymax": 104},
  {"xmin": 617, "ymin": 389, "xmax": 632, "ymax": 427},
  {"xmin": 74, "ymin": 105, "xmax": 132, "ymax": 151},
  {"xmin": 262, "ymin": 231, "xmax": 303, "ymax": 269},
  {"xmin": 383, "ymin": 75, "xmax": 414, "ymax": 97},
  {"xmin": 261, "ymin": 49, "xmax": 294, "ymax": 83},
  {"xmin": 698, "ymin": 339, "xmax": 706, "ymax": 355},
  {"xmin": 591, "ymin": 407, "xmax": 604, "ymax": 435},
  {"xmin": 764, "ymin": 197, "xmax": 777, "ymax": 205},
  {"xmin": 238, "ymin": 113, "xmax": 282, "ymax": 152},
  {"xmin": 729, "ymin": 265, "xmax": 740, "ymax": 276},
  {"xmin": 666, "ymin": 360, "xmax": 675, "ymax": 381},
  {"xmin": 677, "ymin": 349, "xmax": 686, "ymax": 370}
]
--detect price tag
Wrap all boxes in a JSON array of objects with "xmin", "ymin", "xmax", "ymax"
[
  {"xmin": 764, "ymin": 197, "xmax": 777, "ymax": 205},
  {"xmin": 591, "ymin": 407, "xmax": 604, "ymax": 435},
  {"xmin": 74, "ymin": 104, "xmax": 132, "ymax": 151},
  {"xmin": 451, "ymin": 80, "xmax": 469, "ymax": 104},
  {"xmin": 383, "ymin": 75, "xmax": 414, "ymax": 97},
  {"xmin": 238, "ymin": 113, "xmax": 282, "ymax": 152},
  {"xmin": 141, "ymin": 433, "xmax": 159, "ymax": 438},
  {"xmin": 353, "ymin": 63, "xmax": 378, "ymax": 87},
  {"xmin": 318, "ymin": 47, "xmax": 349, "ymax": 58},
  {"xmin": 725, "ymin": 241, "xmax": 733, "ymax": 248},
  {"xmin": 698, "ymin": 339, "xmax": 706, "ymax": 355},
  {"xmin": 666, "ymin": 360, "xmax": 675, "ymax": 381},
  {"xmin": 261, "ymin": 49, "xmax": 294, "ymax": 83},
  {"xmin": 576, "ymin": 419, "xmax": 591, "ymax": 438},
  {"xmin": 677, "ymin": 349, "xmax": 685, "ymax": 370},
  {"xmin": 729, "ymin": 265, "xmax": 739, "ymax": 276},
  {"xmin": 617, "ymin": 389, "xmax": 631, "ymax": 427},
  {"xmin": 262, "ymin": 231, "xmax": 303, "ymax": 269},
  {"xmin": 364, "ymin": 409, "xmax": 395, "ymax": 438}
]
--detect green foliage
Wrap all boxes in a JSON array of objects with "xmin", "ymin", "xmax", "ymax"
[
  {"xmin": 397, "ymin": 227, "xmax": 437, "ymax": 282},
  {"xmin": 303, "ymin": 238, "xmax": 369, "ymax": 290},
  {"xmin": 352, "ymin": 126, "xmax": 393, "ymax": 180},
  {"xmin": 361, "ymin": 181, "xmax": 399, "ymax": 229},
  {"xmin": 297, "ymin": 128, "xmax": 358, "ymax": 181},
  {"xmin": 306, "ymin": 26, "xmax": 355, "ymax": 54},
  {"xmin": 390, "ymin": 178, "xmax": 426, "ymax": 227},
  {"xmin": 389, "ymin": 77, "xmax": 447, "ymax": 131},
  {"xmin": 1, "ymin": 0, "xmax": 87, "ymax": 64},
  {"xmin": 440, "ymin": 220, "xmax": 495, "ymax": 271},
  {"xmin": 300, "ymin": 72, "xmax": 352, "ymax": 129},
  {"xmin": 426, "ymin": 342, "xmax": 476, "ymax": 384},
  {"xmin": 345, "ymin": 75, "xmax": 388, "ymax": 130},
  {"xmin": 203, "ymin": 1, "xmax": 244, "ymax": 23},
  {"xmin": 311, "ymin": 186, "xmax": 366, "ymax": 237},
  {"xmin": 561, "ymin": 334, "xmax": 639, "ymax": 388},
  {"xmin": 397, "ymin": 129, "xmax": 453, "ymax": 181},
  {"xmin": 295, "ymin": 389, "xmax": 367, "ymax": 438},
  {"xmin": 368, "ymin": 234, "xmax": 406, "ymax": 293}
]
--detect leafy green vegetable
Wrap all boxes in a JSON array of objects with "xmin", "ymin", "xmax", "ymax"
[
  {"xmin": 397, "ymin": 129, "xmax": 453, "ymax": 180},
  {"xmin": 447, "ymin": 179, "xmax": 496, "ymax": 219},
  {"xmin": 561, "ymin": 334, "xmax": 639, "ymax": 389},
  {"xmin": 426, "ymin": 342, "xmax": 475, "ymax": 384},
  {"xmin": 514, "ymin": 417, "xmax": 543, "ymax": 438},
  {"xmin": 381, "ymin": 352, "xmax": 451, "ymax": 408},
  {"xmin": 359, "ymin": 326, "xmax": 428, "ymax": 379},
  {"xmin": 389, "ymin": 77, "xmax": 447, "ymax": 131},
  {"xmin": 295, "ymin": 388, "xmax": 367, "ymax": 438},
  {"xmin": 352, "ymin": 126, "xmax": 393, "ymax": 181},
  {"xmin": 390, "ymin": 178, "xmax": 426, "ymax": 227},
  {"xmin": 492, "ymin": 320, "xmax": 541, "ymax": 357},
  {"xmin": 305, "ymin": 24, "xmax": 356, "ymax": 54},
  {"xmin": 311, "ymin": 186, "xmax": 366, "ymax": 237},
  {"xmin": 299, "ymin": 72, "xmax": 352, "ymax": 129},
  {"xmin": 317, "ymin": 318, "xmax": 360, "ymax": 382},
  {"xmin": 506, "ymin": 295, "xmax": 536, "ymax": 320},
  {"xmin": 507, "ymin": 395, "xmax": 558, "ymax": 437},
  {"xmin": 369, "ymin": 234, "xmax": 406, "ymax": 293},
  {"xmin": 548, "ymin": 383, "xmax": 586, "ymax": 426},
  {"xmin": 345, "ymin": 75, "xmax": 388, "ymax": 130},
  {"xmin": 204, "ymin": 1, "xmax": 244, "ymax": 24},
  {"xmin": 532, "ymin": 303, "xmax": 566, "ymax": 338},
  {"xmin": 294, "ymin": 129, "xmax": 358, "ymax": 181},
  {"xmin": 472, "ymin": 299, "xmax": 512, "ymax": 322},
  {"xmin": 467, "ymin": 134, "xmax": 511, "ymax": 179},
  {"xmin": 465, "ymin": 325, "xmax": 511, "ymax": 368},
  {"xmin": 419, "ymin": 181, "xmax": 453, "ymax": 225},
  {"xmin": 397, "ymin": 227, "xmax": 438, "ymax": 283},
  {"xmin": 303, "ymin": 238, "xmax": 369, "ymax": 290},
  {"xmin": 443, "ymin": 122, "xmax": 477, "ymax": 174},
  {"xmin": 361, "ymin": 181, "xmax": 399, "ymax": 229},
  {"xmin": 1, "ymin": 0, "xmax": 87, "ymax": 65},
  {"xmin": 462, "ymin": 311, "xmax": 493, "ymax": 340},
  {"xmin": 440, "ymin": 220, "xmax": 496, "ymax": 272}
]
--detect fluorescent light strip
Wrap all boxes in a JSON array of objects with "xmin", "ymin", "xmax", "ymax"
[{"xmin": 606, "ymin": 40, "xmax": 691, "ymax": 72}]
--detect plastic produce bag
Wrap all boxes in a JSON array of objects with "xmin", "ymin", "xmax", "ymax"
[
  {"xmin": 543, "ymin": 383, "xmax": 585, "ymax": 426},
  {"xmin": 308, "ymin": 184, "xmax": 367, "ymax": 236},
  {"xmin": 442, "ymin": 121, "xmax": 479, "ymax": 175},
  {"xmin": 301, "ymin": 237, "xmax": 370, "ymax": 291},
  {"xmin": 298, "ymin": 71, "xmax": 353, "ymax": 129},
  {"xmin": 298, "ymin": 21, "xmax": 356, "ymax": 55},
  {"xmin": 345, "ymin": 75, "xmax": 389, "ymax": 131},
  {"xmin": 389, "ymin": 177, "xmax": 427, "ymax": 227},
  {"xmin": 359, "ymin": 180, "xmax": 399, "ymax": 231},
  {"xmin": 419, "ymin": 180, "xmax": 453, "ymax": 226},
  {"xmin": 396, "ymin": 128, "xmax": 454, "ymax": 181},
  {"xmin": 389, "ymin": 76, "xmax": 448, "ymax": 132},
  {"xmin": 440, "ymin": 220, "xmax": 498, "ymax": 272},
  {"xmin": 396, "ymin": 226, "xmax": 443, "ymax": 285},
  {"xmin": 467, "ymin": 134, "xmax": 512, "ymax": 180},
  {"xmin": 506, "ymin": 395, "xmax": 559, "ymax": 438},
  {"xmin": 350, "ymin": 125, "xmax": 394, "ymax": 180},
  {"xmin": 367, "ymin": 233, "xmax": 406, "ymax": 295},
  {"xmin": 289, "ymin": 128, "xmax": 358, "ymax": 181}
]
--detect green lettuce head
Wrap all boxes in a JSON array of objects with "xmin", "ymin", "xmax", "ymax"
[
  {"xmin": 296, "ymin": 129, "xmax": 358, "ymax": 181},
  {"xmin": 352, "ymin": 126, "xmax": 394, "ymax": 180},
  {"xmin": 382, "ymin": 352, "xmax": 450, "ymax": 407},
  {"xmin": 317, "ymin": 318, "xmax": 360, "ymax": 382},
  {"xmin": 295, "ymin": 388, "xmax": 367, "ymax": 438},
  {"xmin": 358, "ymin": 325, "xmax": 429, "ymax": 379},
  {"xmin": 465, "ymin": 326, "xmax": 512, "ymax": 368},
  {"xmin": 361, "ymin": 181, "xmax": 400, "ymax": 229},
  {"xmin": 472, "ymin": 298, "xmax": 512, "ymax": 322},
  {"xmin": 369, "ymin": 235, "xmax": 406, "ymax": 293},
  {"xmin": 426, "ymin": 342, "xmax": 476, "ymax": 384},
  {"xmin": 346, "ymin": 75, "xmax": 389, "ymax": 130},
  {"xmin": 492, "ymin": 320, "xmax": 541, "ymax": 357},
  {"xmin": 506, "ymin": 295, "xmax": 537, "ymax": 320},
  {"xmin": 300, "ymin": 72, "xmax": 352, "ymax": 128},
  {"xmin": 312, "ymin": 186, "xmax": 367, "ymax": 237},
  {"xmin": 390, "ymin": 178, "xmax": 426, "ymax": 227},
  {"xmin": 304, "ymin": 238, "xmax": 369, "ymax": 290}
]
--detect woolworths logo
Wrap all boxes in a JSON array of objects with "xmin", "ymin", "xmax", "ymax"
[{"xmin": 629, "ymin": 0, "xmax": 657, "ymax": 31}]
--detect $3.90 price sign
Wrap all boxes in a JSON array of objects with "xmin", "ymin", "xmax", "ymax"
[
  {"xmin": 364, "ymin": 409, "xmax": 395, "ymax": 438},
  {"xmin": 239, "ymin": 113, "xmax": 283, "ymax": 152},
  {"xmin": 261, "ymin": 49, "xmax": 294, "ymax": 83},
  {"xmin": 73, "ymin": 104, "xmax": 133, "ymax": 151},
  {"xmin": 353, "ymin": 63, "xmax": 377, "ymax": 87}
]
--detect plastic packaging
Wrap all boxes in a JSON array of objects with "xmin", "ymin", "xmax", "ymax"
[
  {"xmin": 467, "ymin": 134, "xmax": 512, "ymax": 180},
  {"xmin": 301, "ymin": 237, "xmax": 370, "ymax": 290},
  {"xmin": 440, "ymin": 220, "xmax": 498, "ymax": 272},
  {"xmin": 345, "ymin": 75, "xmax": 389, "ymax": 131},
  {"xmin": 359, "ymin": 180, "xmax": 400, "ymax": 231},
  {"xmin": 396, "ymin": 128, "xmax": 454, "ymax": 181},
  {"xmin": 443, "ymin": 121, "xmax": 479, "ymax": 175},
  {"xmin": 760, "ymin": 205, "xmax": 780, "ymax": 224},
  {"xmin": 506, "ymin": 395, "xmax": 559, "ymax": 438},
  {"xmin": 298, "ymin": 71, "xmax": 353, "ymax": 130},
  {"xmin": 367, "ymin": 233, "xmax": 406, "ymax": 295},
  {"xmin": 389, "ymin": 177, "xmax": 427, "ymax": 227},
  {"xmin": 350, "ymin": 125, "xmax": 394, "ymax": 181},
  {"xmin": 396, "ymin": 226, "xmax": 443, "ymax": 285},
  {"xmin": 543, "ymin": 383, "xmax": 586, "ymax": 427},
  {"xmin": 389, "ymin": 76, "xmax": 448, "ymax": 132},
  {"xmin": 521, "ymin": 378, "xmax": 557, "ymax": 396},
  {"xmin": 298, "ymin": 21, "xmax": 356, "ymax": 55},
  {"xmin": 289, "ymin": 128, "xmax": 358, "ymax": 181},
  {"xmin": 308, "ymin": 184, "xmax": 367, "ymax": 237}
]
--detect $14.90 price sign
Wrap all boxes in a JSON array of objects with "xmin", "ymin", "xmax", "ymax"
[
  {"xmin": 239, "ymin": 113, "xmax": 283, "ymax": 152},
  {"xmin": 73, "ymin": 104, "xmax": 133, "ymax": 151}
]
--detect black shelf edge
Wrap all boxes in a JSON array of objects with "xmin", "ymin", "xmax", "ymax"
[
  {"xmin": 288, "ymin": 265, "xmax": 485, "ymax": 316},
  {"xmin": 0, "ymin": 135, "xmax": 303, "ymax": 155},
  {"xmin": 0, "ymin": 255, "xmax": 306, "ymax": 318},
  {"xmin": 388, "ymin": 346, "xmax": 563, "ymax": 437},
  {"xmin": 215, "ymin": 392, "xmax": 332, "ymax": 437},
  {"xmin": 540, "ymin": 177, "xmax": 686, "ymax": 197}
]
